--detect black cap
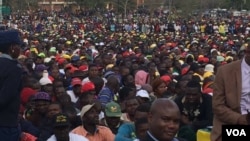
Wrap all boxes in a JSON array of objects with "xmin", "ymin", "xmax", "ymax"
[{"xmin": 52, "ymin": 113, "xmax": 70, "ymax": 128}]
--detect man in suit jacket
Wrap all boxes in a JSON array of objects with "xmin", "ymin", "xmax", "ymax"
[
  {"xmin": 211, "ymin": 43, "xmax": 250, "ymax": 141},
  {"xmin": 142, "ymin": 98, "xmax": 185, "ymax": 141}
]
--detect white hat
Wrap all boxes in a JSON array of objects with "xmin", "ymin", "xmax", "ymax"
[
  {"xmin": 136, "ymin": 90, "xmax": 150, "ymax": 99},
  {"xmin": 210, "ymin": 49, "xmax": 217, "ymax": 54},
  {"xmin": 39, "ymin": 70, "xmax": 52, "ymax": 85},
  {"xmin": 80, "ymin": 103, "xmax": 95, "ymax": 118},
  {"xmin": 204, "ymin": 64, "xmax": 214, "ymax": 73},
  {"xmin": 44, "ymin": 57, "xmax": 51, "ymax": 63}
]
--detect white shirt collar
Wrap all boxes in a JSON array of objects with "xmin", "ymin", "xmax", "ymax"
[{"xmin": 242, "ymin": 57, "xmax": 250, "ymax": 74}]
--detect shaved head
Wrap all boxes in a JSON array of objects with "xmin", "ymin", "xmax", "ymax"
[
  {"xmin": 150, "ymin": 98, "xmax": 180, "ymax": 115},
  {"xmin": 148, "ymin": 98, "xmax": 181, "ymax": 141}
]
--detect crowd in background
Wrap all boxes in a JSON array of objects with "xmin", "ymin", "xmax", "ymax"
[{"xmin": 3, "ymin": 8, "xmax": 250, "ymax": 141}]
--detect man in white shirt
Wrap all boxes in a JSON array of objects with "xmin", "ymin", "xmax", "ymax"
[
  {"xmin": 67, "ymin": 78, "xmax": 82, "ymax": 103},
  {"xmin": 47, "ymin": 113, "xmax": 89, "ymax": 141}
]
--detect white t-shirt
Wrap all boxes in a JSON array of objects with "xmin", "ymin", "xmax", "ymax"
[
  {"xmin": 47, "ymin": 133, "xmax": 89, "ymax": 141},
  {"xmin": 66, "ymin": 90, "xmax": 78, "ymax": 103},
  {"xmin": 82, "ymin": 77, "xmax": 90, "ymax": 85}
]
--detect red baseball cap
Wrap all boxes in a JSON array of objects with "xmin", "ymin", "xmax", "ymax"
[
  {"xmin": 79, "ymin": 65, "xmax": 88, "ymax": 72},
  {"xmin": 160, "ymin": 75, "xmax": 172, "ymax": 84},
  {"xmin": 81, "ymin": 82, "xmax": 95, "ymax": 93},
  {"xmin": 71, "ymin": 78, "xmax": 82, "ymax": 86}
]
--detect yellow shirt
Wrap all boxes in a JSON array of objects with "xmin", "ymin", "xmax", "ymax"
[
  {"xmin": 200, "ymin": 25, "xmax": 206, "ymax": 33},
  {"xmin": 219, "ymin": 25, "xmax": 225, "ymax": 34}
]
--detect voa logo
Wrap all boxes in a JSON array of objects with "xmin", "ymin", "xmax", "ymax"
[{"xmin": 226, "ymin": 129, "xmax": 247, "ymax": 136}]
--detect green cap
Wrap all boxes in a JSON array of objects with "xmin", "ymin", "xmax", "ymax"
[
  {"xmin": 105, "ymin": 101, "xmax": 122, "ymax": 117},
  {"xmin": 38, "ymin": 52, "xmax": 46, "ymax": 58},
  {"xmin": 49, "ymin": 47, "xmax": 57, "ymax": 53}
]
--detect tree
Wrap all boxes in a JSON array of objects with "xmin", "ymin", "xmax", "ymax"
[
  {"xmin": 108, "ymin": 0, "xmax": 135, "ymax": 17},
  {"xmin": 74, "ymin": 0, "xmax": 107, "ymax": 9}
]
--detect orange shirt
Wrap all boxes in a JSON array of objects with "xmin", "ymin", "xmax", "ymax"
[{"xmin": 71, "ymin": 125, "xmax": 115, "ymax": 141}]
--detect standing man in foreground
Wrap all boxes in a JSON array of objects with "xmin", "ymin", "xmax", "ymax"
[
  {"xmin": 0, "ymin": 30, "xmax": 23, "ymax": 141},
  {"xmin": 211, "ymin": 42, "xmax": 250, "ymax": 141}
]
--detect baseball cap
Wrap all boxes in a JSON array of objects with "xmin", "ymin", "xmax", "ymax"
[
  {"xmin": 79, "ymin": 65, "xmax": 88, "ymax": 71},
  {"xmin": 71, "ymin": 55, "xmax": 80, "ymax": 62},
  {"xmin": 71, "ymin": 78, "xmax": 82, "ymax": 86},
  {"xmin": 35, "ymin": 64, "xmax": 49, "ymax": 72},
  {"xmin": 52, "ymin": 113, "xmax": 70, "ymax": 127},
  {"xmin": 39, "ymin": 70, "xmax": 52, "ymax": 85},
  {"xmin": 105, "ymin": 101, "xmax": 122, "ymax": 117},
  {"xmin": 160, "ymin": 75, "xmax": 172, "ymax": 84},
  {"xmin": 81, "ymin": 82, "xmax": 95, "ymax": 93},
  {"xmin": 80, "ymin": 103, "xmax": 95, "ymax": 118},
  {"xmin": 136, "ymin": 89, "xmax": 150, "ymax": 99},
  {"xmin": 32, "ymin": 92, "xmax": 51, "ymax": 101}
]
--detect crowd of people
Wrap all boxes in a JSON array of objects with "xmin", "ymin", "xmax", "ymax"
[{"xmin": 0, "ymin": 8, "xmax": 250, "ymax": 141}]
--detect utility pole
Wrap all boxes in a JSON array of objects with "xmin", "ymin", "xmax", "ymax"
[
  {"xmin": 0, "ymin": 0, "xmax": 2, "ymax": 23},
  {"xmin": 169, "ymin": 0, "xmax": 171, "ymax": 10}
]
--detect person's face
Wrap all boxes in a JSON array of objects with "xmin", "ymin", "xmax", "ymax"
[
  {"xmin": 134, "ymin": 111, "xmax": 148, "ymax": 121},
  {"xmin": 36, "ymin": 57, "xmax": 43, "ymax": 64},
  {"xmin": 131, "ymin": 63, "xmax": 139, "ymax": 71},
  {"xmin": 148, "ymin": 107, "xmax": 181, "ymax": 141},
  {"xmin": 125, "ymin": 99, "xmax": 140, "ymax": 116},
  {"xmin": 47, "ymin": 104, "xmax": 62, "ymax": 118},
  {"xmin": 185, "ymin": 87, "xmax": 201, "ymax": 104},
  {"xmin": 88, "ymin": 90, "xmax": 96, "ymax": 96},
  {"xmin": 32, "ymin": 82, "xmax": 41, "ymax": 92},
  {"xmin": 154, "ymin": 58, "xmax": 161, "ymax": 65},
  {"xmin": 103, "ymin": 54, "xmax": 112, "ymax": 65},
  {"xmin": 136, "ymin": 123, "xmax": 149, "ymax": 140},
  {"xmin": 89, "ymin": 66, "xmax": 98, "ymax": 78},
  {"xmin": 125, "ymin": 61, "xmax": 132, "ymax": 68},
  {"xmin": 158, "ymin": 63, "xmax": 167, "ymax": 75},
  {"xmin": 72, "ymin": 85, "xmax": 81, "ymax": 96},
  {"xmin": 65, "ymin": 69, "xmax": 71, "ymax": 78},
  {"xmin": 148, "ymin": 62, "xmax": 156, "ymax": 73},
  {"xmin": 190, "ymin": 46, "xmax": 197, "ymax": 52},
  {"xmin": 137, "ymin": 97, "xmax": 150, "ymax": 104},
  {"xmin": 211, "ymin": 51, "xmax": 218, "ymax": 58},
  {"xmin": 163, "ymin": 59, "xmax": 173, "ymax": 68},
  {"xmin": 58, "ymin": 95, "xmax": 71, "ymax": 106},
  {"xmin": 55, "ymin": 87, "xmax": 66, "ymax": 98},
  {"xmin": 124, "ymin": 75, "xmax": 135, "ymax": 86},
  {"xmin": 79, "ymin": 94, "xmax": 94, "ymax": 109},
  {"xmin": 174, "ymin": 60, "xmax": 181, "ymax": 69},
  {"xmin": 53, "ymin": 126, "xmax": 70, "ymax": 141},
  {"xmin": 10, "ymin": 44, "xmax": 21, "ymax": 59},
  {"xmin": 105, "ymin": 116, "xmax": 121, "ymax": 128},
  {"xmin": 112, "ymin": 67, "xmax": 120, "ymax": 74},
  {"xmin": 155, "ymin": 82, "xmax": 167, "ymax": 96},
  {"xmin": 121, "ymin": 68, "xmax": 130, "ymax": 76},
  {"xmin": 83, "ymin": 107, "xmax": 100, "ymax": 125},
  {"xmin": 35, "ymin": 100, "xmax": 50, "ymax": 115},
  {"xmin": 94, "ymin": 57, "xmax": 102, "ymax": 65},
  {"xmin": 51, "ymin": 69, "xmax": 60, "ymax": 79},
  {"xmin": 43, "ymin": 84, "xmax": 53, "ymax": 95}
]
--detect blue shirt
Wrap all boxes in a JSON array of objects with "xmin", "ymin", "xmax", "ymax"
[{"xmin": 98, "ymin": 86, "xmax": 114, "ymax": 106}]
